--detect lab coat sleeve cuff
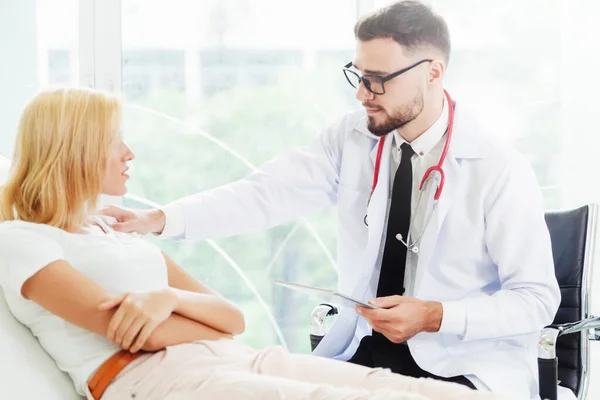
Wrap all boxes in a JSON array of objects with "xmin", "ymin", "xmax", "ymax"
[
  {"xmin": 439, "ymin": 301, "xmax": 467, "ymax": 336},
  {"xmin": 158, "ymin": 203, "xmax": 186, "ymax": 238}
]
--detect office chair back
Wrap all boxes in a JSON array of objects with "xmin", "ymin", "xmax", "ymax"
[{"xmin": 544, "ymin": 205, "xmax": 595, "ymax": 398}]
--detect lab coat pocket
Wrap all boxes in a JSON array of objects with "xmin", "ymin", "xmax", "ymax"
[{"xmin": 337, "ymin": 184, "xmax": 369, "ymax": 224}]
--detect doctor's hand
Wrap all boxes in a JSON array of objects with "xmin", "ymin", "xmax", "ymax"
[
  {"xmin": 99, "ymin": 289, "xmax": 179, "ymax": 353},
  {"xmin": 356, "ymin": 296, "xmax": 443, "ymax": 344},
  {"xmin": 101, "ymin": 205, "xmax": 166, "ymax": 235}
]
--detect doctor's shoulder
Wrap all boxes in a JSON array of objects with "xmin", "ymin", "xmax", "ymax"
[
  {"xmin": 318, "ymin": 108, "xmax": 372, "ymax": 142},
  {"xmin": 458, "ymin": 105, "xmax": 535, "ymax": 173},
  {"xmin": 468, "ymin": 134, "xmax": 544, "ymax": 211},
  {"xmin": 480, "ymin": 134, "xmax": 537, "ymax": 176},
  {"xmin": 315, "ymin": 109, "xmax": 376, "ymax": 161},
  {"xmin": 454, "ymin": 109, "xmax": 541, "ymax": 195}
]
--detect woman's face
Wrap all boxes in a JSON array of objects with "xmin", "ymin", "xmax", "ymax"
[{"xmin": 101, "ymin": 124, "xmax": 134, "ymax": 196}]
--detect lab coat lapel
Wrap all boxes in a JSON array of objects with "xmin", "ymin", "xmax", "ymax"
[
  {"xmin": 369, "ymin": 138, "xmax": 381, "ymax": 166},
  {"xmin": 366, "ymin": 135, "xmax": 392, "ymax": 244},
  {"xmin": 360, "ymin": 135, "xmax": 393, "ymax": 295}
]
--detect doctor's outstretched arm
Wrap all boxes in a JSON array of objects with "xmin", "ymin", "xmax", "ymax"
[{"xmin": 105, "ymin": 117, "xmax": 348, "ymax": 239}]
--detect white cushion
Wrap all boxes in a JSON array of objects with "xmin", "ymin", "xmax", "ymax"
[
  {"xmin": 0, "ymin": 155, "xmax": 83, "ymax": 399},
  {"xmin": 558, "ymin": 385, "xmax": 577, "ymax": 400}
]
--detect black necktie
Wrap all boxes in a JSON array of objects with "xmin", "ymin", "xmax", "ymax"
[
  {"xmin": 349, "ymin": 142, "xmax": 415, "ymax": 368},
  {"xmin": 376, "ymin": 142, "xmax": 414, "ymax": 298}
]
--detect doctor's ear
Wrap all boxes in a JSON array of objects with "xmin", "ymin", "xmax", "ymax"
[{"xmin": 427, "ymin": 60, "xmax": 445, "ymax": 85}]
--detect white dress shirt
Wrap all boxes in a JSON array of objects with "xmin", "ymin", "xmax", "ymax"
[{"xmin": 389, "ymin": 98, "xmax": 467, "ymax": 337}]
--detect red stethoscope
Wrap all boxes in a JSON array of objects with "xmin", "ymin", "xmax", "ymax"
[{"xmin": 364, "ymin": 89, "xmax": 455, "ymax": 254}]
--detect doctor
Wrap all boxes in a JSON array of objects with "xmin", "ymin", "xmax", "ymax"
[{"xmin": 104, "ymin": 1, "xmax": 560, "ymax": 398}]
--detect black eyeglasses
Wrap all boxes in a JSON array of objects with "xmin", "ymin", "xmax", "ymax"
[{"xmin": 343, "ymin": 59, "xmax": 433, "ymax": 95}]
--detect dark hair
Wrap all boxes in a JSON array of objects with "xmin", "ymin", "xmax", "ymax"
[{"xmin": 354, "ymin": 0, "xmax": 451, "ymax": 63}]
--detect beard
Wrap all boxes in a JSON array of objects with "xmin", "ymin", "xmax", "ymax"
[{"xmin": 366, "ymin": 91, "xmax": 425, "ymax": 137}]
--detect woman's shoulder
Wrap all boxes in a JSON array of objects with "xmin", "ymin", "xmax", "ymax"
[
  {"xmin": 0, "ymin": 220, "xmax": 66, "ymax": 251},
  {"xmin": 0, "ymin": 220, "xmax": 64, "ymax": 237},
  {"xmin": 0, "ymin": 221, "xmax": 68, "ymax": 281}
]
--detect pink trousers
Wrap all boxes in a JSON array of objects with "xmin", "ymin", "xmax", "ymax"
[{"xmin": 93, "ymin": 339, "xmax": 508, "ymax": 400}]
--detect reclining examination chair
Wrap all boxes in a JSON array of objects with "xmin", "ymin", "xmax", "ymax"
[{"xmin": 0, "ymin": 155, "xmax": 83, "ymax": 399}]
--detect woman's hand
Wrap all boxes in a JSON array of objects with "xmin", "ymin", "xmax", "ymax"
[{"xmin": 98, "ymin": 288, "xmax": 179, "ymax": 353}]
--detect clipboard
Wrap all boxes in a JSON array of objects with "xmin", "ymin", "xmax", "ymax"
[{"xmin": 273, "ymin": 280, "xmax": 381, "ymax": 309}]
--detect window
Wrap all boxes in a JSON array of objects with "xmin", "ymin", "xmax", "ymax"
[
  {"xmin": 433, "ymin": 0, "xmax": 562, "ymax": 208},
  {"xmin": 0, "ymin": 0, "xmax": 79, "ymax": 157}
]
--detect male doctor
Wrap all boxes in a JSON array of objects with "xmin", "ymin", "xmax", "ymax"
[{"xmin": 104, "ymin": 1, "xmax": 560, "ymax": 398}]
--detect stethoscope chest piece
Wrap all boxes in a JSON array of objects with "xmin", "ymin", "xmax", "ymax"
[{"xmin": 395, "ymin": 233, "xmax": 419, "ymax": 254}]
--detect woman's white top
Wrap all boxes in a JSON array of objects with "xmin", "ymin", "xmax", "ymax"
[{"xmin": 0, "ymin": 217, "xmax": 169, "ymax": 395}]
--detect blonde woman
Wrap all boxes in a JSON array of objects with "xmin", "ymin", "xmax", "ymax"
[{"xmin": 0, "ymin": 88, "xmax": 506, "ymax": 400}]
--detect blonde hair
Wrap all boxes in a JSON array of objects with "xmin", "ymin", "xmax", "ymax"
[{"xmin": 0, "ymin": 87, "xmax": 121, "ymax": 232}]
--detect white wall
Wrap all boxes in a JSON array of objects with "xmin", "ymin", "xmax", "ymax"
[
  {"xmin": 558, "ymin": 3, "xmax": 600, "ymax": 395},
  {"xmin": 0, "ymin": 0, "xmax": 38, "ymax": 157},
  {"xmin": 559, "ymin": 0, "xmax": 600, "ymax": 210}
]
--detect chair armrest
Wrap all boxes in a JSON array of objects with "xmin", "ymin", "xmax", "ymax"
[
  {"xmin": 539, "ymin": 316, "xmax": 600, "ymax": 359},
  {"xmin": 310, "ymin": 303, "xmax": 338, "ymax": 351},
  {"xmin": 538, "ymin": 327, "xmax": 561, "ymax": 400},
  {"xmin": 539, "ymin": 327, "xmax": 561, "ymax": 359},
  {"xmin": 538, "ymin": 316, "xmax": 600, "ymax": 400},
  {"xmin": 310, "ymin": 303, "xmax": 339, "ymax": 335},
  {"xmin": 550, "ymin": 315, "xmax": 600, "ymax": 339}
]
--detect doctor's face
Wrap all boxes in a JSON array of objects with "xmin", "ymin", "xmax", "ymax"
[
  {"xmin": 102, "ymin": 120, "xmax": 135, "ymax": 197},
  {"xmin": 352, "ymin": 38, "xmax": 432, "ymax": 137}
]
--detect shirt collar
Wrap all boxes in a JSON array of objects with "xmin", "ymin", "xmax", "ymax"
[{"xmin": 393, "ymin": 97, "xmax": 449, "ymax": 158}]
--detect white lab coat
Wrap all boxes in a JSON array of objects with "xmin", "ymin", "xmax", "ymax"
[{"xmin": 169, "ymin": 103, "xmax": 561, "ymax": 399}]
